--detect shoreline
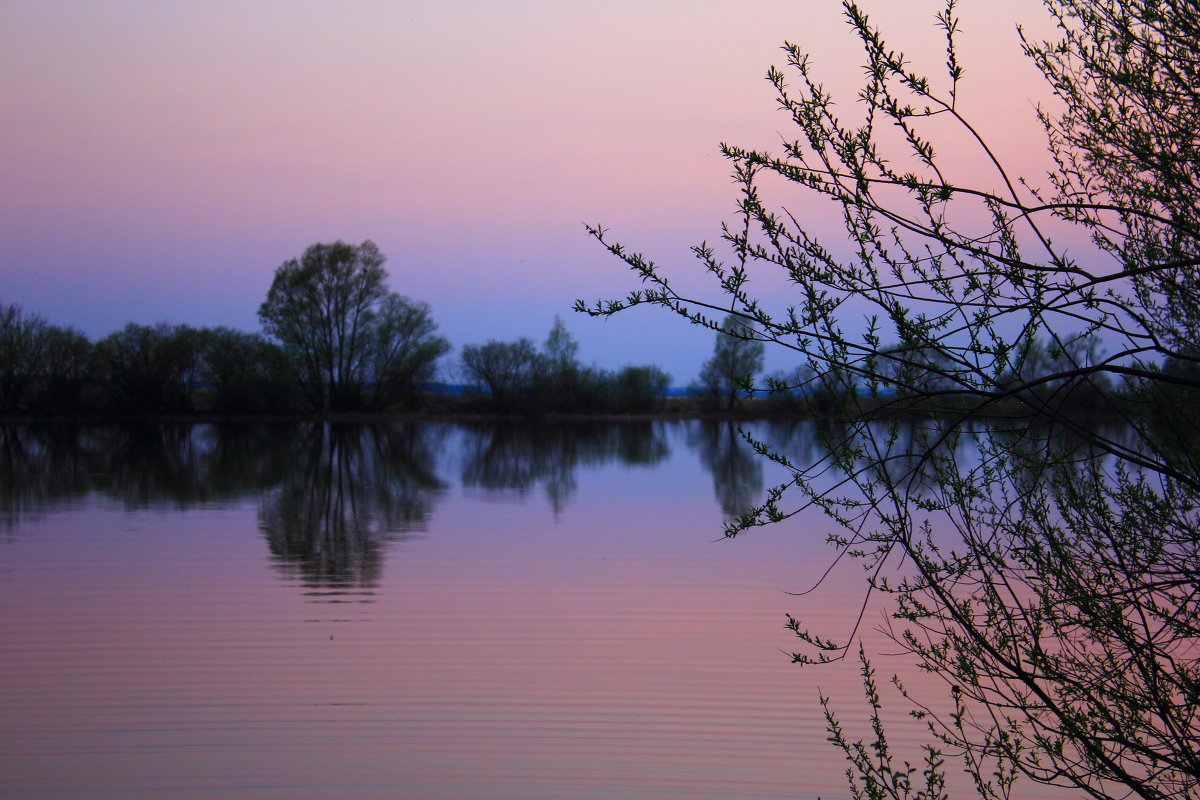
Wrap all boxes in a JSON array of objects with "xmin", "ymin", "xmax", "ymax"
[{"xmin": 0, "ymin": 408, "xmax": 815, "ymax": 425}]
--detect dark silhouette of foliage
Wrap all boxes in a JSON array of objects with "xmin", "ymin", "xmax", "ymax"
[
  {"xmin": 94, "ymin": 323, "xmax": 206, "ymax": 414},
  {"xmin": 36, "ymin": 325, "xmax": 92, "ymax": 414},
  {"xmin": 201, "ymin": 327, "xmax": 298, "ymax": 414},
  {"xmin": 539, "ymin": 316, "xmax": 611, "ymax": 411},
  {"xmin": 460, "ymin": 319, "xmax": 675, "ymax": 415},
  {"xmin": 258, "ymin": 240, "xmax": 449, "ymax": 411},
  {"xmin": 1, "ymin": 304, "xmax": 92, "ymax": 416},
  {"xmin": 611, "ymin": 365, "xmax": 671, "ymax": 413},
  {"xmin": 460, "ymin": 337, "xmax": 544, "ymax": 412},
  {"xmin": 364, "ymin": 293, "xmax": 451, "ymax": 409},
  {"xmin": 695, "ymin": 314, "xmax": 765, "ymax": 411},
  {"xmin": 0, "ymin": 303, "xmax": 49, "ymax": 413}
]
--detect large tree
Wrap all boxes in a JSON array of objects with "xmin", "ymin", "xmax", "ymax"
[
  {"xmin": 581, "ymin": 1, "xmax": 1199, "ymax": 798},
  {"xmin": 259, "ymin": 240, "xmax": 449, "ymax": 411}
]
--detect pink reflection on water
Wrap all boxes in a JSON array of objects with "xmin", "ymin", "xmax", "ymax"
[{"xmin": 0, "ymin": 422, "xmax": 1065, "ymax": 799}]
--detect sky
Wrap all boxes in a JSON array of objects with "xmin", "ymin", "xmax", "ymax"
[{"xmin": 1, "ymin": 0, "xmax": 1056, "ymax": 383}]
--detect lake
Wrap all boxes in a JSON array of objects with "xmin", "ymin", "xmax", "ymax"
[{"xmin": 0, "ymin": 421, "xmax": 1059, "ymax": 799}]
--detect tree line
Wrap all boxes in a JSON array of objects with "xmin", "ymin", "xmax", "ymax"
[
  {"xmin": 1, "ymin": 239, "xmax": 709, "ymax": 417},
  {"xmin": 0, "ymin": 277, "xmax": 1152, "ymax": 419}
]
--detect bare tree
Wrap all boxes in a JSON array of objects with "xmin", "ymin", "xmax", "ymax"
[{"xmin": 580, "ymin": 1, "xmax": 1199, "ymax": 798}]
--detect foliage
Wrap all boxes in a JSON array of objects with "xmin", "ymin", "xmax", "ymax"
[
  {"xmin": 695, "ymin": 313, "xmax": 765, "ymax": 410},
  {"xmin": 820, "ymin": 649, "xmax": 1019, "ymax": 800},
  {"xmin": 765, "ymin": 364, "xmax": 837, "ymax": 415},
  {"xmin": 543, "ymin": 315, "xmax": 580, "ymax": 384},
  {"xmin": 201, "ymin": 327, "xmax": 297, "ymax": 414},
  {"xmin": 538, "ymin": 316, "xmax": 611, "ymax": 411},
  {"xmin": 362, "ymin": 294, "xmax": 450, "ymax": 409},
  {"xmin": 94, "ymin": 322, "xmax": 206, "ymax": 413},
  {"xmin": 460, "ymin": 320, "xmax": 615, "ymax": 414},
  {"xmin": 0, "ymin": 303, "xmax": 48, "ymax": 412},
  {"xmin": 580, "ymin": 0, "xmax": 1200, "ymax": 798},
  {"xmin": 35, "ymin": 324, "xmax": 92, "ymax": 413},
  {"xmin": 258, "ymin": 240, "xmax": 449, "ymax": 411},
  {"xmin": 460, "ymin": 337, "xmax": 544, "ymax": 411},
  {"xmin": 611, "ymin": 365, "xmax": 672, "ymax": 413}
]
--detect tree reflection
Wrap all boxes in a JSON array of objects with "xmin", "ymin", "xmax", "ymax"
[
  {"xmin": 0, "ymin": 425, "xmax": 90, "ymax": 533},
  {"xmin": 459, "ymin": 421, "xmax": 669, "ymax": 514},
  {"xmin": 689, "ymin": 421, "xmax": 764, "ymax": 518},
  {"xmin": 84, "ymin": 424, "xmax": 246, "ymax": 508},
  {"xmin": 259, "ymin": 423, "xmax": 447, "ymax": 593},
  {"xmin": 0, "ymin": 423, "xmax": 447, "ymax": 597}
]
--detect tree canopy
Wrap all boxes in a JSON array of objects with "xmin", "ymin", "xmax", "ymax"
[
  {"xmin": 696, "ymin": 314, "xmax": 765, "ymax": 410},
  {"xmin": 259, "ymin": 240, "xmax": 449, "ymax": 411}
]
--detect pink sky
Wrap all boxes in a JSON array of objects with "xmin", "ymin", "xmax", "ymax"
[{"xmin": 1, "ymin": 0, "xmax": 1054, "ymax": 381}]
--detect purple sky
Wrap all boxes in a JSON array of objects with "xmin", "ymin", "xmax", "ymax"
[{"xmin": 2, "ymin": 0, "xmax": 1053, "ymax": 382}]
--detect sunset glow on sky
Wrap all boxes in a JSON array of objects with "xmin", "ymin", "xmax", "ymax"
[{"xmin": 2, "ymin": 0, "xmax": 1054, "ymax": 380}]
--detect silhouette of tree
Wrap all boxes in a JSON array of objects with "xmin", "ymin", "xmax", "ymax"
[
  {"xmin": 259, "ymin": 240, "xmax": 449, "ymax": 411},
  {"xmin": 201, "ymin": 328, "xmax": 297, "ymax": 414},
  {"xmin": 94, "ymin": 323, "xmax": 205, "ymax": 413},
  {"xmin": 0, "ymin": 304, "xmax": 48, "ymax": 413},
  {"xmin": 611, "ymin": 365, "xmax": 671, "ymax": 413},
  {"xmin": 460, "ymin": 338, "xmax": 544, "ymax": 411},
  {"xmin": 581, "ymin": 1, "xmax": 1199, "ymax": 797},
  {"xmin": 36, "ymin": 325, "xmax": 91, "ymax": 413},
  {"xmin": 696, "ymin": 314, "xmax": 764, "ymax": 410}
]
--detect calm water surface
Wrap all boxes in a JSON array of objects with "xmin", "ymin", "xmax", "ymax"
[{"xmin": 0, "ymin": 421, "xmax": 1050, "ymax": 799}]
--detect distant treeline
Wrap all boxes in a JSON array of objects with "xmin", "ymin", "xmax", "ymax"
[
  {"xmin": 4, "ymin": 240, "xmax": 1175, "ymax": 420},
  {"xmin": 0, "ymin": 303, "xmax": 679, "ymax": 417},
  {"xmin": 0, "ymin": 238, "xmax": 790, "ymax": 418},
  {"xmin": 0, "ymin": 239, "xmax": 683, "ymax": 417},
  {"xmin": 1, "ymin": 295, "xmax": 1169, "ymax": 420}
]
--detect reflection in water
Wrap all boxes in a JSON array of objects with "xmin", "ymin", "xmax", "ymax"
[
  {"xmin": 0, "ymin": 422, "xmax": 449, "ymax": 596},
  {"xmin": 0, "ymin": 419, "xmax": 860, "ymax": 800},
  {"xmin": 459, "ymin": 421, "xmax": 669, "ymax": 513},
  {"xmin": 691, "ymin": 421, "xmax": 764, "ymax": 518},
  {"xmin": 1, "ymin": 419, "xmax": 818, "ymax": 584},
  {"xmin": 87, "ymin": 424, "xmax": 280, "ymax": 508},
  {"xmin": 0, "ymin": 419, "xmax": 776, "ymax": 537},
  {"xmin": 0, "ymin": 423, "xmax": 294, "ymax": 529},
  {"xmin": 260, "ymin": 423, "xmax": 447, "ymax": 592},
  {"xmin": 0, "ymin": 425, "xmax": 90, "ymax": 533},
  {"xmin": 0, "ymin": 422, "xmax": 684, "ymax": 588}
]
